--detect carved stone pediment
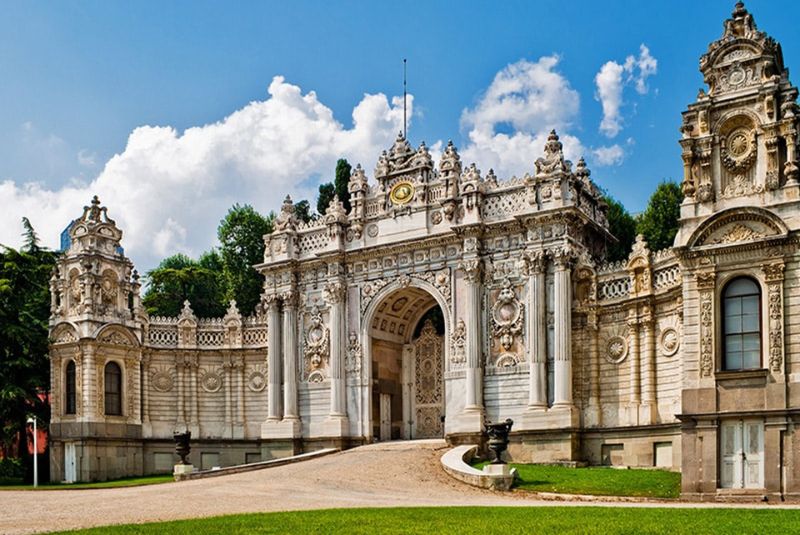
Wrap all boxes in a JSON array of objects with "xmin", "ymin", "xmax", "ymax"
[{"xmin": 689, "ymin": 208, "xmax": 788, "ymax": 248}]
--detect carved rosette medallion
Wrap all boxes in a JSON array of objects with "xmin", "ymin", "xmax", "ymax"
[
  {"xmin": 151, "ymin": 366, "xmax": 175, "ymax": 392},
  {"xmin": 200, "ymin": 367, "xmax": 223, "ymax": 393},
  {"xmin": 247, "ymin": 364, "xmax": 268, "ymax": 392},
  {"xmin": 660, "ymin": 327, "xmax": 680, "ymax": 357},
  {"xmin": 605, "ymin": 335, "xmax": 628, "ymax": 364}
]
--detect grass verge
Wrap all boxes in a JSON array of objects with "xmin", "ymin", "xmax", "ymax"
[
  {"xmin": 0, "ymin": 474, "xmax": 173, "ymax": 490},
  {"xmin": 54, "ymin": 506, "xmax": 799, "ymax": 534},
  {"xmin": 473, "ymin": 461, "xmax": 681, "ymax": 499}
]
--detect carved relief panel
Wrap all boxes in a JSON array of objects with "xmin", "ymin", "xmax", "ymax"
[{"xmin": 413, "ymin": 320, "xmax": 444, "ymax": 439}]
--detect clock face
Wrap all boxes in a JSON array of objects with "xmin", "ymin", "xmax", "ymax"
[{"xmin": 389, "ymin": 181, "xmax": 415, "ymax": 205}]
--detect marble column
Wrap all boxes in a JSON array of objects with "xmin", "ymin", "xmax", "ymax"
[
  {"xmin": 462, "ymin": 259, "xmax": 484, "ymax": 412},
  {"xmin": 266, "ymin": 296, "xmax": 282, "ymax": 421},
  {"xmin": 326, "ymin": 281, "xmax": 347, "ymax": 419},
  {"xmin": 526, "ymin": 253, "xmax": 547, "ymax": 410},
  {"xmin": 282, "ymin": 291, "xmax": 299, "ymax": 421},
  {"xmin": 553, "ymin": 252, "xmax": 573, "ymax": 407}
]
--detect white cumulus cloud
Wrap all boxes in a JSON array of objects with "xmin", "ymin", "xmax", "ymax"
[
  {"xmin": 595, "ymin": 44, "xmax": 658, "ymax": 138},
  {"xmin": 459, "ymin": 56, "xmax": 585, "ymax": 177},
  {"xmin": 0, "ymin": 76, "xmax": 409, "ymax": 270},
  {"xmin": 592, "ymin": 144, "xmax": 625, "ymax": 166}
]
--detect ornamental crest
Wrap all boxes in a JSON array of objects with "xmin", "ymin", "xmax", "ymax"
[
  {"xmin": 491, "ymin": 277, "xmax": 524, "ymax": 353},
  {"xmin": 303, "ymin": 306, "xmax": 329, "ymax": 376}
]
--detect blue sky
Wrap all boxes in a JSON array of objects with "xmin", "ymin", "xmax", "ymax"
[{"xmin": 0, "ymin": 1, "xmax": 797, "ymax": 270}]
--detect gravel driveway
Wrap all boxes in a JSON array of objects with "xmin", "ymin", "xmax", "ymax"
[{"xmin": 1, "ymin": 440, "xmax": 796, "ymax": 534}]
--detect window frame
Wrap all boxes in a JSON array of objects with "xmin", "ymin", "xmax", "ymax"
[
  {"xmin": 720, "ymin": 276, "xmax": 763, "ymax": 372},
  {"xmin": 104, "ymin": 361, "xmax": 123, "ymax": 416},
  {"xmin": 65, "ymin": 360, "xmax": 76, "ymax": 415}
]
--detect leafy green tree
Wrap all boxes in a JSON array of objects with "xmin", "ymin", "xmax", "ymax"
[
  {"xmin": 334, "ymin": 158, "xmax": 352, "ymax": 213},
  {"xmin": 293, "ymin": 200, "xmax": 313, "ymax": 223},
  {"xmin": 0, "ymin": 219, "xmax": 56, "ymax": 464},
  {"xmin": 217, "ymin": 204, "xmax": 271, "ymax": 314},
  {"xmin": 636, "ymin": 180, "xmax": 683, "ymax": 252},
  {"xmin": 316, "ymin": 182, "xmax": 336, "ymax": 216},
  {"xmin": 316, "ymin": 158, "xmax": 352, "ymax": 215},
  {"xmin": 604, "ymin": 195, "xmax": 637, "ymax": 262},
  {"xmin": 142, "ymin": 254, "xmax": 225, "ymax": 317}
]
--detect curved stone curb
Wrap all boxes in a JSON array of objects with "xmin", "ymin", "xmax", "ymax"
[
  {"xmin": 440, "ymin": 445, "xmax": 515, "ymax": 491},
  {"xmin": 176, "ymin": 448, "xmax": 339, "ymax": 481}
]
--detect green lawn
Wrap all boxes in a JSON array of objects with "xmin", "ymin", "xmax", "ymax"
[
  {"xmin": 473, "ymin": 462, "xmax": 681, "ymax": 499},
  {"xmin": 54, "ymin": 507, "xmax": 800, "ymax": 534},
  {"xmin": 0, "ymin": 474, "xmax": 173, "ymax": 490}
]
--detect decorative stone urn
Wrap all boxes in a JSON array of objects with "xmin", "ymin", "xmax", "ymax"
[
  {"xmin": 484, "ymin": 419, "xmax": 513, "ymax": 465},
  {"xmin": 173, "ymin": 431, "xmax": 191, "ymax": 465}
]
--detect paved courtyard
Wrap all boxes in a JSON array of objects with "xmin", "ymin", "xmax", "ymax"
[{"xmin": 3, "ymin": 440, "xmax": 798, "ymax": 534}]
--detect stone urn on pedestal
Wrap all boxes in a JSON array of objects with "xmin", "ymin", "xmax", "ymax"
[
  {"xmin": 483, "ymin": 418, "xmax": 513, "ymax": 476},
  {"xmin": 173, "ymin": 430, "xmax": 194, "ymax": 478}
]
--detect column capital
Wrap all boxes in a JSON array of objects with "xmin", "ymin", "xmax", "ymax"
[
  {"xmin": 280, "ymin": 288, "xmax": 298, "ymax": 308},
  {"xmin": 459, "ymin": 258, "xmax": 483, "ymax": 284},
  {"xmin": 551, "ymin": 245, "xmax": 576, "ymax": 270},
  {"xmin": 762, "ymin": 261, "xmax": 785, "ymax": 283},
  {"xmin": 323, "ymin": 279, "xmax": 347, "ymax": 304},
  {"xmin": 521, "ymin": 250, "xmax": 547, "ymax": 276}
]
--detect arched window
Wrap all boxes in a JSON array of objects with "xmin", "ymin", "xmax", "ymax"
[
  {"xmin": 722, "ymin": 277, "xmax": 761, "ymax": 371},
  {"xmin": 104, "ymin": 362, "xmax": 122, "ymax": 416},
  {"xmin": 65, "ymin": 360, "xmax": 76, "ymax": 415}
]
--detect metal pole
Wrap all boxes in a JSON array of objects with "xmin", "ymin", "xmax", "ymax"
[
  {"xmin": 28, "ymin": 417, "xmax": 38, "ymax": 488},
  {"xmin": 33, "ymin": 418, "xmax": 37, "ymax": 488},
  {"xmin": 403, "ymin": 58, "xmax": 407, "ymax": 138}
]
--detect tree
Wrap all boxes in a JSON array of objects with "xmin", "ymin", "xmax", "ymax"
[
  {"xmin": 316, "ymin": 182, "xmax": 336, "ymax": 216},
  {"xmin": 604, "ymin": 195, "xmax": 637, "ymax": 262},
  {"xmin": 293, "ymin": 200, "xmax": 313, "ymax": 224},
  {"xmin": 0, "ymin": 220, "xmax": 57, "ymax": 467},
  {"xmin": 217, "ymin": 204, "xmax": 271, "ymax": 314},
  {"xmin": 637, "ymin": 180, "xmax": 683, "ymax": 252},
  {"xmin": 334, "ymin": 158, "xmax": 352, "ymax": 213},
  {"xmin": 316, "ymin": 158, "xmax": 352, "ymax": 215},
  {"xmin": 142, "ymin": 254, "xmax": 225, "ymax": 318}
]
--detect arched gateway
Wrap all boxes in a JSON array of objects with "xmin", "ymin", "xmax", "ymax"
[{"xmin": 362, "ymin": 282, "xmax": 448, "ymax": 441}]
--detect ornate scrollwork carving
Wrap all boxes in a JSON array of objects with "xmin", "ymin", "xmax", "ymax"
[
  {"xmin": 491, "ymin": 277, "xmax": 524, "ymax": 352},
  {"xmin": 450, "ymin": 318, "xmax": 466, "ymax": 367},
  {"xmin": 345, "ymin": 331, "xmax": 362, "ymax": 376},
  {"xmin": 303, "ymin": 306, "xmax": 329, "ymax": 376}
]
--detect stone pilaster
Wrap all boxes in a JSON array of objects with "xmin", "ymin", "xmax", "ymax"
[
  {"xmin": 586, "ymin": 309, "xmax": 602, "ymax": 426},
  {"xmin": 696, "ymin": 271, "xmax": 716, "ymax": 382},
  {"xmin": 640, "ymin": 306, "xmax": 657, "ymax": 425},
  {"xmin": 141, "ymin": 351, "xmax": 151, "ymax": 425},
  {"xmin": 81, "ymin": 344, "xmax": 97, "ymax": 421},
  {"xmin": 462, "ymin": 259, "xmax": 484, "ymax": 412},
  {"xmin": 762, "ymin": 262, "xmax": 786, "ymax": 376}
]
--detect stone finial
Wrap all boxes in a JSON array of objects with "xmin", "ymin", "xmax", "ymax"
[
  {"xmin": 388, "ymin": 131, "xmax": 415, "ymax": 171},
  {"xmin": 460, "ymin": 163, "xmax": 482, "ymax": 194},
  {"xmin": 575, "ymin": 157, "xmax": 591, "ymax": 184},
  {"xmin": 374, "ymin": 150, "xmax": 390, "ymax": 178},
  {"xmin": 535, "ymin": 130, "xmax": 569, "ymax": 176},
  {"xmin": 484, "ymin": 168, "xmax": 498, "ymax": 188},
  {"xmin": 273, "ymin": 195, "xmax": 297, "ymax": 232},
  {"xmin": 179, "ymin": 300, "xmax": 196, "ymax": 321},
  {"xmin": 224, "ymin": 300, "xmax": 241, "ymax": 320},
  {"xmin": 348, "ymin": 163, "xmax": 368, "ymax": 193},
  {"xmin": 410, "ymin": 140, "xmax": 433, "ymax": 168},
  {"xmin": 324, "ymin": 195, "xmax": 348, "ymax": 225}
]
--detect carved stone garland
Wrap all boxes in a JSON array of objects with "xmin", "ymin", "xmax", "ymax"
[
  {"xmin": 762, "ymin": 262, "xmax": 785, "ymax": 372},
  {"xmin": 696, "ymin": 271, "xmax": 716, "ymax": 377},
  {"xmin": 345, "ymin": 331, "xmax": 362, "ymax": 376},
  {"xmin": 450, "ymin": 318, "xmax": 466, "ymax": 368}
]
